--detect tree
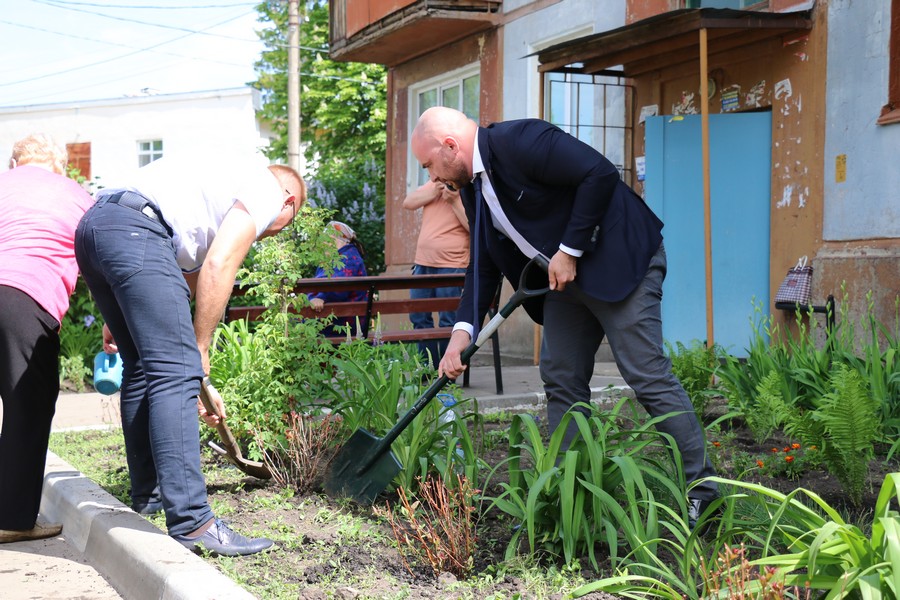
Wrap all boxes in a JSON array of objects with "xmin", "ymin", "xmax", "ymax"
[{"xmin": 251, "ymin": 0, "xmax": 388, "ymax": 272}]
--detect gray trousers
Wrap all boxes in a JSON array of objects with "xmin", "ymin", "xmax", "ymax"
[{"xmin": 540, "ymin": 243, "xmax": 718, "ymax": 500}]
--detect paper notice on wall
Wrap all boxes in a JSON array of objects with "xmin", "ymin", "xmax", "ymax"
[
  {"xmin": 635, "ymin": 156, "xmax": 646, "ymax": 182},
  {"xmin": 639, "ymin": 105, "xmax": 658, "ymax": 124},
  {"xmin": 721, "ymin": 85, "xmax": 741, "ymax": 112}
]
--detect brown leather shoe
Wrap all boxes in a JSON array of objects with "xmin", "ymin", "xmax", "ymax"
[{"xmin": 0, "ymin": 523, "xmax": 63, "ymax": 543}]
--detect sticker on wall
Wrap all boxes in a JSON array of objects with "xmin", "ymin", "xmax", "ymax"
[
  {"xmin": 775, "ymin": 79, "xmax": 794, "ymax": 116},
  {"xmin": 635, "ymin": 156, "xmax": 646, "ymax": 182},
  {"xmin": 745, "ymin": 80, "xmax": 766, "ymax": 108},
  {"xmin": 835, "ymin": 154, "xmax": 847, "ymax": 183},
  {"xmin": 721, "ymin": 85, "xmax": 741, "ymax": 112},
  {"xmin": 639, "ymin": 105, "xmax": 658, "ymax": 124},
  {"xmin": 775, "ymin": 79, "xmax": 793, "ymax": 101},
  {"xmin": 672, "ymin": 92, "xmax": 697, "ymax": 115}
]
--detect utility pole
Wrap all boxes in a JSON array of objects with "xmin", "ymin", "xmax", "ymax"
[{"xmin": 288, "ymin": 0, "xmax": 301, "ymax": 172}]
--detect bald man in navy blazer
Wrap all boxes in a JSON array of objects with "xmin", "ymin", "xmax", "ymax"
[{"xmin": 411, "ymin": 107, "xmax": 719, "ymax": 527}]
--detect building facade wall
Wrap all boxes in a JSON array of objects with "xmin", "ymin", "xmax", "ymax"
[
  {"xmin": 502, "ymin": 0, "xmax": 622, "ymax": 121},
  {"xmin": 0, "ymin": 88, "xmax": 270, "ymax": 185},
  {"xmin": 821, "ymin": 0, "xmax": 900, "ymax": 336}
]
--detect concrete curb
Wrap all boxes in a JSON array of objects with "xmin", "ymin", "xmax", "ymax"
[
  {"xmin": 475, "ymin": 383, "xmax": 634, "ymax": 414},
  {"xmin": 41, "ymin": 451, "xmax": 255, "ymax": 600}
]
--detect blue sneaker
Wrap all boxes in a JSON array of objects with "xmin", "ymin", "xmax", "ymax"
[{"xmin": 172, "ymin": 518, "xmax": 274, "ymax": 557}]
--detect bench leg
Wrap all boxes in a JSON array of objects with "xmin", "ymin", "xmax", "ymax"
[{"xmin": 491, "ymin": 331, "xmax": 503, "ymax": 395}]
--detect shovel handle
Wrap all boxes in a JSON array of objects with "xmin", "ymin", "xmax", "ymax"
[
  {"xmin": 199, "ymin": 378, "xmax": 245, "ymax": 461},
  {"xmin": 357, "ymin": 255, "xmax": 551, "ymax": 473}
]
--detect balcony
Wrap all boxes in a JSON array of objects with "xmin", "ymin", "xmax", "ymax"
[{"xmin": 330, "ymin": 0, "xmax": 501, "ymax": 66}]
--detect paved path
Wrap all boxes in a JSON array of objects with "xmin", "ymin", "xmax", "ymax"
[{"xmin": 1, "ymin": 362, "xmax": 627, "ymax": 599}]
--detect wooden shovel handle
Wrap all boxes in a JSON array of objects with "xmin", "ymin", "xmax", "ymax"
[{"xmin": 199, "ymin": 377, "xmax": 245, "ymax": 461}]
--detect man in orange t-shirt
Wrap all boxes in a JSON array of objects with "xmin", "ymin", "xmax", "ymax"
[{"xmin": 402, "ymin": 181, "xmax": 469, "ymax": 369}]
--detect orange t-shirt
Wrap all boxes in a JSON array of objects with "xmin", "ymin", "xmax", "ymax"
[{"xmin": 414, "ymin": 198, "xmax": 469, "ymax": 268}]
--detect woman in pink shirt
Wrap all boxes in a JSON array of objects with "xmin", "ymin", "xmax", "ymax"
[{"xmin": 0, "ymin": 134, "xmax": 93, "ymax": 543}]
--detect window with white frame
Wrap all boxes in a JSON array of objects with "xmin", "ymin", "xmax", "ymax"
[
  {"xmin": 544, "ymin": 71, "xmax": 633, "ymax": 183},
  {"xmin": 409, "ymin": 66, "xmax": 480, "ymax": 187},
  {"xmin": 137, "ymin": 140, "xmax": 163, "ymax": 167}
]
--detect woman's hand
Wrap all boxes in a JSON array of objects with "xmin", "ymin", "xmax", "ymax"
[{"xmin": 102, "ymin": 323, "xmax": 118, "ymax": 354}]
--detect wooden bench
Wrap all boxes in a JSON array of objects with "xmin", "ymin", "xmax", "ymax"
[{"xmin": 224, "ymin": 274, "xmax": 505, "ymax": 393}]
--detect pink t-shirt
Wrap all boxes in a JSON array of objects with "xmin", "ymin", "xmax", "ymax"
[{"xmin": 0, "ymin": 165, "xmax": 94, "ymax": 324}]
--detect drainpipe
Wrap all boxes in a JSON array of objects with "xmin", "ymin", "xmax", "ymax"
[{"xmin": 700, "ymin": 27, "xmax": 714, "ymax": 350}]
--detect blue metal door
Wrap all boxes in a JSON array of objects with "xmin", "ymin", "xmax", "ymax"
[{"xmin": 644, "ymin": 112, "xmax": 771, "ymax": 355}]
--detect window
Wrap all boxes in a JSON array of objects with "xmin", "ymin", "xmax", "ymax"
[
  {"xmin": 879, "ymin": 0, "xmax": 900, "ymax": 125},
  {"xmin": 544, "ymin": 72, "xmax": 634, "ymax": 184},
  {"xmin": 409, "ymin": 66, "xmax": 480, "ymax": 187},
  {"xmin": 137, "ymin": 140, "xmax": 163, "ymax": 167}
]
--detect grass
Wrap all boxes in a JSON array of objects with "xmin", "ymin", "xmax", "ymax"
[{"xmin": 48, "ymin": 426, "xmax": 608, "ymax": 600}]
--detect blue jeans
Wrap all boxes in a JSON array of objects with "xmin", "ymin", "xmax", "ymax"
[
  {"xmin": 74, "ymin": 195, "xmax": 211, "ymax": 536},
  {"xmin": 409, "ymin": 265, "xmax": 465, "ymax": 369}
]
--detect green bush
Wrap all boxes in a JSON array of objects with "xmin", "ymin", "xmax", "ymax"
[
  {"xmin": 488, "ymin": 399, "xmax": 699, "ymax": 576},
  {"xmin": 59, "ymin": 276, "xmax": 102, "ymax": 388},
  {"xmin": 664, "ymin": 340, "xmax": 718, "ymax": 418}
]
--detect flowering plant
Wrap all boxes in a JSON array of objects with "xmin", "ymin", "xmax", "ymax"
[{"xmin": 755, "ymin": 442, "xmax": 821, "ymax": 480}]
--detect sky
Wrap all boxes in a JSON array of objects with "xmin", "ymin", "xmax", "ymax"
[{"xmin": 0, "ymin": 0, "xmax": 269, "ymax": 108}]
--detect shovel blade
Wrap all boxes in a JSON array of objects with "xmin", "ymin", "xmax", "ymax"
[{"xmin": 323, "ymin": 428, "xmax": 402, "ymax": 505}]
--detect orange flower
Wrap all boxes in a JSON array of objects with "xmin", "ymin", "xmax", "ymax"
[
  {"xmin": 712, "ymin": 441, "xmax": 721, "ymax": 447},
  {"xmin": 771, "ymin": 448, "xmax": 780, "ymax": 453},
  {"xmin": 783, "ymin": 446, "xmax": 791, "ymax": 453},
  {"xmin": 792, "ymin": 443, "xmax": 801, "ymax": 450},
  {"xmin": 757, "ymin": 460, "xmax": 765, "ymax": 468},
  {"xmin": 785, "ymin": 455, "xmax": 795, "ymax": 463},
  {"xmin": 810, "ymin": 445, "xmax": 818, "ymax": 450}
]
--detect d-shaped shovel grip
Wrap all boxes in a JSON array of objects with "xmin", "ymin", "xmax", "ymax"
[{"xmin": 467, "ymin": 253, "xmax": 550, "ymax": 352}]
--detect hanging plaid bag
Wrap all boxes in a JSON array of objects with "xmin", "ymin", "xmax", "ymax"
[{"xmin": 774, "ymin": 256, "xmax": 813, "ymax": 305}]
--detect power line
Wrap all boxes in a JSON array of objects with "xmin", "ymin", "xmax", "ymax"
[
  {"xmin": 0, "ymin": 20, "xmax": 252, "ymax": 68},
  {"xmin": 35, "ymin": 0, "xmax": 259, "ymax": 42},
  {"xmin": 37, "ymin": 1, "xmax": 256, "ymax": 8},
  {"xmin": 0, "ymin": 12, "xmax": 251, "ymax": 87}
]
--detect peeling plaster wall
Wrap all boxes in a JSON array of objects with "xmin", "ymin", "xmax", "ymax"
[
  {"xmin": 820, "ymin": 1, "xmax": 900, "ymax": 336},
  {"xmin": 824, "ymin": 1, "xmax": 899, "ymax": 240}
]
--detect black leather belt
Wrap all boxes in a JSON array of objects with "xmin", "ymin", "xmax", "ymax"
[{"xmin": 103, "ymin": 191, "xmax": 172, "ymax": 234}]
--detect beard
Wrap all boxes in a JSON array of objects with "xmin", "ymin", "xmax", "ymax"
[{"xmin": 441, "ymin": 161, "xmax": 470, "ymax": 193}]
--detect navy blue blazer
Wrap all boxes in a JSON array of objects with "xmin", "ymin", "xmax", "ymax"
[{"xmin": 457, "ymin": 119, "xmax": 663, "ymax": 328}]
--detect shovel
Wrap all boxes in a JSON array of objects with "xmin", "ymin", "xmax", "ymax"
[
  {"xmin": 199, "ymin": 377, "xmax": 272, "ymax": 479},
  {"xmin": 324, "ymin": 254, "xmax": 551, "ymax": 504}
]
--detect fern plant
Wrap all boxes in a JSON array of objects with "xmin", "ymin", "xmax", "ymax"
[
  {"xmin": 745, "ymin": 370, "xmax": 786, "ymax": 444},
  {"xmin": 781, "ymin": 364, "xmax": 879, "ymax": 505},
  {"xmin": 816, "ymin": 364, "xmax": 880, "ymax": 505}
]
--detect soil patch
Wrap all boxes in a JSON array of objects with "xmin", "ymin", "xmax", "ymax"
[{"xmin": 194, "ymin": 410, "xmax": 896, "ymax": 599}]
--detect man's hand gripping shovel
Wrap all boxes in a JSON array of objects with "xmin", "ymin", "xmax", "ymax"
[{"xmin": 199, "ymin": 377, "xmax": 272, "ymax": 479}]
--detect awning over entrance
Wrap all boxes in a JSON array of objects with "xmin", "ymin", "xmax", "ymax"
[
  {"xmin": 536, "ymin": 7, "xmax": 814, "ymax": 349},
  {"xmin": 537, "ymin": 8, "xmax": 813, "ymax": 77}
]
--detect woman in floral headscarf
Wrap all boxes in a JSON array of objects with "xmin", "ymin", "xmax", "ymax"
[{"xmin": 308, "ymin": 221, "xmax": 368, "ymax": 336}]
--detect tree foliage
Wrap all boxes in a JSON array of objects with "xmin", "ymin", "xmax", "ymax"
[{"xmin": 251, "ymin": 1, "xmax": 388, "ymax": 272}]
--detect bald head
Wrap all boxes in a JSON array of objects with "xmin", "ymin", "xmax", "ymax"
[{"xmin": 410, "ymin": 107, "xmax": 478, "ymax": 192}]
